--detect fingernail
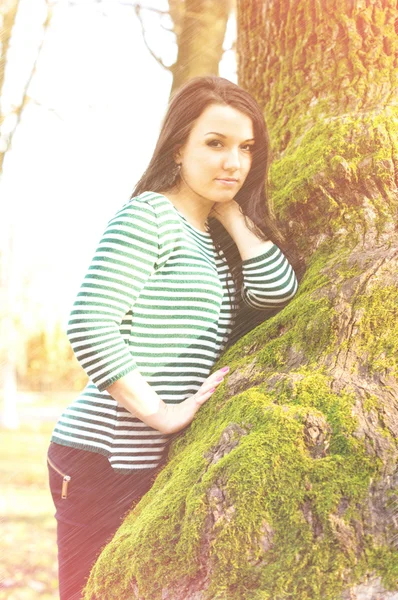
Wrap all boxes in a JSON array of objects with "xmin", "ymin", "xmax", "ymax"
[
  {"xmin": 220, "ymin": 366, "xmax": 230, "ymax": 372},
  {"xmin": 209, "ymin": 387, "xmax": 216, "ymax": 393},
  {"xmin": 215, "ymin": 377, "xmax": 223, "ymax": 383}
]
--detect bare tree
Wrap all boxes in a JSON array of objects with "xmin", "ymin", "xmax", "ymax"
[
  {"xmin": 0, "ymin": 0, "xmax": 53, "ymax": 428},
  {"xmin": 0, "ymin": 0, "xmax": 19, "ymax": 174},
  {"xmin": 0, "ymin": 0, "xmax": 53, "ymax": 174},
  {"xmin": 0, "ymin": 0, "xmax": 20, "ymax": 428},
  {"xmin": 0, "ymin": 0, "xmax": 19, "ymax": 94},
  {"xmin": 66, "ymin": 0, "xmax": 235, "ymax": 95},
  {"xmin": 134, "ymin": 0, "xmax": 234, "ymax": 95}
]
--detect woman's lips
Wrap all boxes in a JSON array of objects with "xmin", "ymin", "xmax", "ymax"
[{"xmin": 215, "ymin": 178, "xmax": 238, "ymax": 186}]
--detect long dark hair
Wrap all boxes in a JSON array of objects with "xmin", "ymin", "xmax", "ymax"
[{"xmin": 132, "ymin": 75, "xmax": 285, "ymax": 321}]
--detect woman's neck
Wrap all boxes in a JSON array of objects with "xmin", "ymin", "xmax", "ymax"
[{"xmin": 159, "ymin": 187, "xmax": 213, "ymax": 233}]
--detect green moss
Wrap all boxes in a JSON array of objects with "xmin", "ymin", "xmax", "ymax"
[
  {"xmin": 214, "ymin": 11, "xmax": 398, "ymax": 598},
  {"xmin": 269, "ymin": 108, "xmax": 398, "ymax": 253},
  {"xmin": 355, "ymin": 285, "xmax": 398, "ymax": 377},
  {"xmin": 217, "ymin": 242, "xmax": 338, "ymax": 375},
  {"xmin": 276, "ymin": 370, "xmax": 362, "ymax": 456},
  {"xmin": 82, "ymin": 247, "xmax": 397, "ymax": 598},
  {"xmin": 218, "ymin": 249, "xmax": 396, "ymax": 400},
  {"xmin": 84, "ymin": 368, "xmax": 384, "ymax": 600},
  {"xmin": 361, "ymin": 393, "xmax": 397, "ymax": 444},
  {"xmin": 363, "ymin": 394, "xmax": 380, "ymax": 413},
  {"xmin": 335, "ymin": 257, "xmax": 362, "ymax": 280},
  {"xmin": 355, "ymin": 544, "xmax": 398, "ymax": 591}
]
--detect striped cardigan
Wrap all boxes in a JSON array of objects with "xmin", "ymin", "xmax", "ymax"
[{"xmin": 51, "ymin": 191, "xmax": 298, "ymax": 471}]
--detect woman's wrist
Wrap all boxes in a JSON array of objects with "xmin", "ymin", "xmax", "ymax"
[
  {"xmin": 210, "ymin": 200, "xmax": 274, "ymax": 261},
  {"xmin": 106, "ymin": 369, "xmax": 170, "ymax": 434},
  {"xmin": 106, "ymin": 371, "xmax": 199, "ymax": 435},
  {"xmin": 209, "ymin": 199, "xmax": 242, "ymax": 229}
]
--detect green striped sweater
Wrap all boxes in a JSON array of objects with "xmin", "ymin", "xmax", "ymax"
[{"xmin": 51, "ymin": 191, "xmax": 298, "ymax": 472}]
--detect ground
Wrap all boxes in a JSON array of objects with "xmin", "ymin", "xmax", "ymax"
[{"xmin": 0, "ymin": 392, "xmax": 75, "ymax": 600}]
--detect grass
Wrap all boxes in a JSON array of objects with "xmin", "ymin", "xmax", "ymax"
[{"xmin": 0, "ymin": 394, "xmax": 75, "ymax": 600}]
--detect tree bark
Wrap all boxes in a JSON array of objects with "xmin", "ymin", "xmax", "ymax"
[
  {"xmin": 170, "ymin": 0, "xmax": 232, "ymax": 95},
  {"xmin": 0, "ymin": 0, "xmax": 19, "ymax": 96},
  {"xmin": 0, "ymin": 0, "xmax": 52, "ymax": 175},
  {"xmin": 0, "ymin": 0, "xmax": 19, "ymax": 173},
  {"xmin": 0, "ymin": 0, "xmax": 20, "ymax": 428},
  {"xmin": 84, "ymin": 1, "xmax": 398, "ymax": 599},
  {"xmin": 134, "ymin": 0, "xmax": 232, "ymax": 96},
  {"xmin": 1, "ymin": 1, "xmax": 53, "ymax": 430}
]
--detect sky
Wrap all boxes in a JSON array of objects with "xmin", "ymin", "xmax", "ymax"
[{"xmin": 0, "ymin": 0, "xmax": 236, "ymax": 332}]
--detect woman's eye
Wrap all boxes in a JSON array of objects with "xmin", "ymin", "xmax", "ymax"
[
  {"xmin": 207, "ymin": 140, "xmax": 254, "ymax": 152},
  {"xmin": 208, "ymin": 140, "xmax": 223, "ymax": 148}
]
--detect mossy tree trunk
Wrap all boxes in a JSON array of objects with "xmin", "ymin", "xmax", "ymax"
[{"xmin": 84, "ymin": 2, "xmax": 398, "ymax": 599}]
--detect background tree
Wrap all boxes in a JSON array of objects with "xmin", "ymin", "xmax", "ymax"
[
  {"xmin": 0, "ymin": 0, "xmax": 52, "ymax": 174},
  {"xmin": 0, "ymin": 0, "xmax": 19, "ymax": 428},
  {"xmin": 134, "ymin": 0, "xmax": 234, "ymax": 95},
  {"xmin": 19, "ymin": 324, "xmax": 88, "ymax": 392},
  {"xmin": 0, "ymin": 0, "xmax": 19, "ymax": 164},
  {"xmin": 84, "ymin": 1, "xmax": 398, "ymax": 599},
  {"xmin": 0, "ymin": 0, "xmax": 53, "ymax": 428}
]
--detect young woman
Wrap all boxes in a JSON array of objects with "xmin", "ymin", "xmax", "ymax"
[{"xmin": 47, "ymin": 75, "xmax": 298, "ymax": 599}]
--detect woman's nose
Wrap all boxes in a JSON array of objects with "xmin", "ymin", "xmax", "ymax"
[{"xmin": 222, "ymin": 148, "xmax": 240, "ymax": 170}]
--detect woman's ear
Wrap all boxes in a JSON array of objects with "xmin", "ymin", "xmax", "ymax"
[{"xmin": 173, "ymin": 144, "xmax": 183, "ymax": 165}]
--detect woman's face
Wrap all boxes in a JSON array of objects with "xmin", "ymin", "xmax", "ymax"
[{"xmin": 175, "ymin": 103, "xmax": 255, "ymax": 205}]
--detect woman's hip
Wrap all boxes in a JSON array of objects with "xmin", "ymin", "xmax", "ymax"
[{"xmin": 47, "ymin": 441, "xmax": 156, "ymax": 528}]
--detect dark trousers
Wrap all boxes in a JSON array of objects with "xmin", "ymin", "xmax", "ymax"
[{"xmin": 47, "ymin": 442, "xmax": 160, "ymax": 600}]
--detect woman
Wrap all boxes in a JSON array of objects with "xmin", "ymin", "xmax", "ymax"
[{"xmin": 47, "ymin": 75, "xmax": 298, "ymax": 599}]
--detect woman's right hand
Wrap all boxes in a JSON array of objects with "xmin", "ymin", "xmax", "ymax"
[{"xmin": 163, "ymin": 366, "xmax": 230, "ymax": 434}]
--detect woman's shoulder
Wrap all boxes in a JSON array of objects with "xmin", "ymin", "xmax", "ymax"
[
  {"xmin": 130, "ymin": 191, "xmax": 173, "ymax": 211},
  {"xmin": 110, "ymin": 191, "xmax": 175, "ymax": 225},
  {"xmin": 129, "ymin": 191, "xmax": 184, "ymax": 228}
]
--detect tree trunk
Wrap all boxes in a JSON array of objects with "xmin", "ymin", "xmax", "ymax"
[
  {"xmin": 170, "ymin": 0, "xmax": 232, "ymax": 95},
  {"xmin": 135, "ymin": 0, "xmax": 233, "ymax": 97},
  {"xmin": 0, "ymin": 0, "xmax": 19, "ymax": 173},
  {"xmin": 0, "ymin": 0, "xmax": 19, "ymax": 96},
  {"xmin": 0, "ymin": 224, "xmax": 19, "ymax": 429},
  {"xmin": 84, "ymin": 1, "xmax": 398, "ymax": 599},
  {"xmin": 0, "ymin": 1, "xmax": 20, "ymax": 429}
]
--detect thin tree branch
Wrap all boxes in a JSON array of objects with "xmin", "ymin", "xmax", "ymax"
[
  {"xmin": 66, "ymin": 1, "xmax": 176, "ymax": 68},
  {"xmin": 121, "ymin": 2, "xmax": 169, "ymax": 15},
  {"xmin": 223, "ymin": 40, "xmax": 237, "ymax": 53},
  {"xmin": 67, "ymin": 0, "xmax": 169, "ymax": 16},
  {"xmin": 0, "ymin": 0, "xmax": 53, "ymax": 174},
  {"xmin": 0, "ymin": 0, "xmax": 20, "ymax": 105},
  {"xmin": 133, "ymin": 4, "xmax": 173, "ymax": 71},
  {"xmin": 28, "ymin": 98, "xmax": 65, "ymax": 120},
  {"xmin": 160, "ymin": 22, "xmax": 175, "ymax": 33}
]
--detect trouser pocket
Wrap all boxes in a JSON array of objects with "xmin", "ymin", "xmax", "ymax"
[
  {"xmin": 47, "ymin": 442, "xmax": 161, "ymax": 528},
  {"xmin": 46, "ymin": 443, "xmax": 96, "ymax": 527},
  {"xmin": 47, "ymin": 455, "xmax": 71, "ymax": 499}
]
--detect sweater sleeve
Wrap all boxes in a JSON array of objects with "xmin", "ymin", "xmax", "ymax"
[
  {"xmin": 240, "ymin": 243, "xmax": 298, "ymax": 310},
  {"xmin": 66, "ymin": 197, "xmax": 160, "ymax": 392}
]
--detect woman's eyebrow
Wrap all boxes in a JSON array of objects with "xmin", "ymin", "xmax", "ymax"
[{"xmin": 205, "ymin": 131, "xmax": 255, "ymax": 142}]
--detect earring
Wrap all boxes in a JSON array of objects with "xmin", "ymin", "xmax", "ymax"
[{"xmin": 168, "ymin": 162, "xmax": 181, "ymax": 187}]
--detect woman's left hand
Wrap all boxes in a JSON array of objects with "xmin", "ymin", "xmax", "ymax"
[{"xmin": 208, "ymin": 199, "xmax": 242, "ymax": 224}]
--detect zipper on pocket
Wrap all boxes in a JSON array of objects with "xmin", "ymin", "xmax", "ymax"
[{"xmin": 47, "ymin": 456, "xmax": 71, "ymax": 499}]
